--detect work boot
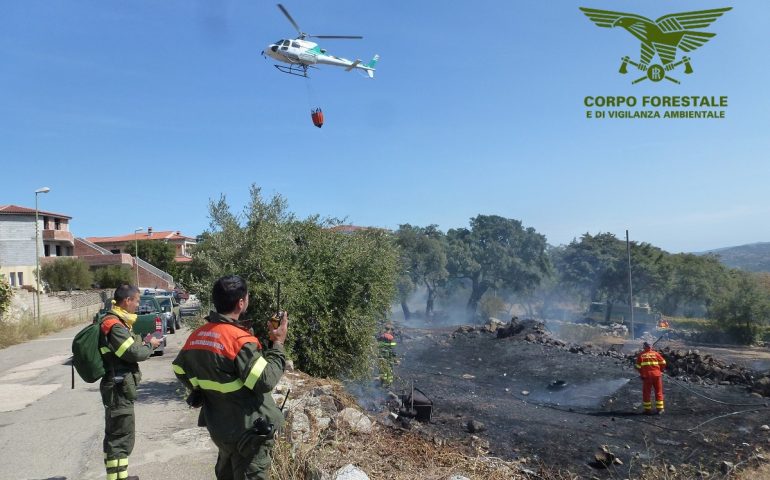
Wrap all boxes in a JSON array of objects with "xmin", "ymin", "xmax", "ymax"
[{"xmin": 656, "ymin": 409, "xmax": 665, "ymax": 415}]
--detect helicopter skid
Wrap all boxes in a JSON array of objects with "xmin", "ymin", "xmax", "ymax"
[{"xmin": 273, "ymin": 63, "xmax": 316, "ymax": 77}]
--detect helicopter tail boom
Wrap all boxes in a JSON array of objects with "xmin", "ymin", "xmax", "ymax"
[{"xmin": 361, "ymin": 54, "xmax": 379, "ymax": 78}]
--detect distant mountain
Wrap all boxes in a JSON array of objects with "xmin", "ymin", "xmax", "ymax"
[{"xmin": 700, "ymin": 242, "xmax": 770, "ymax": 272}]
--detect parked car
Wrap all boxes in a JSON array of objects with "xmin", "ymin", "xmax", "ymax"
[
  {"xmin": 156, "ymin": 295, "xmax": 181, "ymax": 333},
  {"xmin": 179, "ymin": 294, "xmax": 202, "ymax": 317}
]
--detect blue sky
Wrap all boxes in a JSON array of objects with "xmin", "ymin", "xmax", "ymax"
[{"xmin": 2, "ymin": 0, "xmax": 768, "ymax": 253}]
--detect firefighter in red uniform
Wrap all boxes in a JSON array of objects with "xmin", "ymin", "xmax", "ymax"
[{"xmin": 635, "ymin": 341, "xmax": 667, "ymax": 414}]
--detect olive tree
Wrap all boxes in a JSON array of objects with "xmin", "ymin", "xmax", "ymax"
[{"xmin": 189, "ymin": 185, "xmax": 399, "ymax": 379}]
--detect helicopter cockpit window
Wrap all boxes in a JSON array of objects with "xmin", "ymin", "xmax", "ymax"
[
  {"xmin": 282, "ymin": 40, "xmax": 290, "ymax": 46},
  {"xmin": 275, "ymin": 40, "xmax": 283, "ymax": 45},
  {"xmin": 291, "ymin": 42, "xmax": 300, "ymax": 48}
]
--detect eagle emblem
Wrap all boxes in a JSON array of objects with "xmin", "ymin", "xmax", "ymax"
[{"xmin": 580, "ymin": 7, "xmax": 732, "ymax": 84}]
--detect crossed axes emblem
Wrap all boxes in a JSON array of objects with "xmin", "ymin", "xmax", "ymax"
[{"xmin": 618, "ymin": 56, "xmax": 694, "ymax": 85}]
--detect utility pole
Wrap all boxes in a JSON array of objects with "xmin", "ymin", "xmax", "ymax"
[
  {"xmin": 626, "ymin": 230, "xmax": 634, "ymax": 339},
  {"xmin": 134, "ymin": 228, "xmax": 144, "ymax": 287},
  {"xmin": 34, "ymin": 187, "xmax": 50, "ymax": 324}
]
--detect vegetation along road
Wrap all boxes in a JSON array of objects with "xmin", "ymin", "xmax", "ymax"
[{"xmin": 0, "ymin": 324, "xmax": 219, "ymax": 480}]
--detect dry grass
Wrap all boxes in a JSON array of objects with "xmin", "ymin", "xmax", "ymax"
[
  {"xmin": 0, "ymin": 314, "xmax": 86, "ymax": 349},
  {"xmin": 269, "ymin": 421, "xmax": 529, "ymax": 480}
]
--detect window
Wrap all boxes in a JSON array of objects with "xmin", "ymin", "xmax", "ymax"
[
  {"xmin": 55, "ymin": 218, "xmax": 61, "ymax": 230},
  {"xmin": 44, "ymin": 245, "xmax": 50, "ymax": 256},
  {"xmin": 18, "ymin": 272, "xmax": 23, "ymax": 286},
  {"xmin": 43, "ymin": 216, "xmax": 50, "ymax": 230},
  {"xmin": 282, "ymin": 40, "xmax": 290, "ymax": 46},
  {"xmin": 292, "ymin": 42, "xmax": 300, "ymax": 48},
  {"xmin": 9, "ymin": 272, "xmax": 16, "ymax": 287}
]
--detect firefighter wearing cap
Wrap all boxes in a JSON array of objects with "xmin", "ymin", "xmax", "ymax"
[{"xmin": 635, "ymin": 342, "xmax": 667, "ymax": 414}]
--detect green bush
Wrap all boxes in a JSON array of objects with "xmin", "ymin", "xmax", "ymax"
[
  {"xmin": 479, "ymin": 294, "xmax": 506, "ymax": 321},
  {"xmin": 40, "ymin": 258, "xmax": 93, "ymax": 292},
  {"xmin": 0, "ymin": 277, "xmax": 12, "ymax": 317},
  {"xmin": 93, "ymin": 265, "xmax": 133, "ymax": 288},
  {"xmin": 189, "ymin": 186, "xmax": 399, "ymax": 380}
]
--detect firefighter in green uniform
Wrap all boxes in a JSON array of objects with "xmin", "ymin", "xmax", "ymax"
[
  {"xmin": 99, "ymin": 284, "xmax": 162, "ymax": 480},
  {"xmin": 173, "ymin": 275, "xmax": 287, "ymax": 480}
]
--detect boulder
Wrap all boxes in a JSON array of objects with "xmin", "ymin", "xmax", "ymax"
[
  {"xmin": 466, "ymin": 419, "xmax": 486, "ymax": 433},
  {"xmin": 290, "ymin": 411, "xmax": 312, "ymax": 443},
  {"xmin": 334, "ymin": 464, "xmax": 370, "ymax": 480},
  {"xmin": 336, "ymin": 408, "xmax": 373, "ymax": 434}
]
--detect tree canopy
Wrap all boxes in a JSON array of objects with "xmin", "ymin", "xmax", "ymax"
[
  {"xmin": 394, "ymin": 224, "xmax": 448, "ymax": 318},
  {"xmin": 125, "ymin": 240, "xmax": 176, "ymax": 273},
  {"xmin": 446, "ymin": 215, "xmax": 550, "ymax": 318}
]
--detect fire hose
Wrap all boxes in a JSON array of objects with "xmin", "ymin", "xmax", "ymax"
[{"xmin": 395, "ymin": 360, "xmax": 770, "ymax": 434}]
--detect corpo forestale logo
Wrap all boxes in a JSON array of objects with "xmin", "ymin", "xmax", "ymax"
[{"xmin": 579, "ymin": 7, "xmax": 731, "ymax": 84}]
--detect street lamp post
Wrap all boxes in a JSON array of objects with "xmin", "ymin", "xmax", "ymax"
[
  {"xmin": 134, "ymin": 228, "xmax": 144, "ymax": 287},
  {"xmin": 34, "ymin": 187, "xmax": 50, "ymax": 324}
]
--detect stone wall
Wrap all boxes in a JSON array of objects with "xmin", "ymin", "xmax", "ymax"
[{"xmin": 1, "ymin": 289, "xmax": 110, "ymax": 325}]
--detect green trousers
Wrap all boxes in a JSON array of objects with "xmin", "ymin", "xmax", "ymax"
[
  {"xmin": 213, "ymin": 436, "xmax": 273, "ymax": 480},
  {"xmin": 100, "ymin": 373, "xmax": 139, "ymax": 480}
]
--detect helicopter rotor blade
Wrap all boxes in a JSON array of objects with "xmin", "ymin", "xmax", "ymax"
[
  {"xmin": 277, "ymin": 4, "xmax": 302, "ymax": 36},
  {"xmin": 310, "ymin": 35, "xmax": 364, "ymax": 39}
]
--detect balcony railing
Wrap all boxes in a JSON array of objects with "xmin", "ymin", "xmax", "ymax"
[{"xmin": 43, "ymin": 229, "xmax": 74, "ymax": 245}]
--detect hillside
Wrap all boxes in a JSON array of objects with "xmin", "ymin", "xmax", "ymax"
[{"xmin": 702, "ymin": 242, "xmax": 770, "ymax": 272}]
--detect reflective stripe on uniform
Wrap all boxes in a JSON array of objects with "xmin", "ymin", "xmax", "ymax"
[
  {"xmin": 639, "ymin": 361, "xmax": 663, "ymax": 366},
  {"xmin": 114, "ymin": 337, "xmax": 135, "ymax": 358},
  {"xmin": 105, "ymin": 459, "xmax": 118, "ymax": 468},
  {"xmin": 244, "ymin": 357, "xmax": 268, "ymax": 390},
  {"xmin": 117, "ymin": 458, "xmax": 128, "ymax": 467},
  {"xmin": 172, "ymin": 364, "xmax": 185, "ymax": 375},
  {"xmin": 106, "ymin": 473, "xmax": 117, "ymax": 480},
  {"xmin": 187, "ymin": 376, "xmax": 244, "ymax": 393},
  {"xmin": 100, "ymin": 346, "xmax": 111, "ymax": 355},
  {"xmin": 117, "ymin": 472, "xmax": 128, "ymax": 479}
]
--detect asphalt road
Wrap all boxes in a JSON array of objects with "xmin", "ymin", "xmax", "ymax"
[{"xmin": 0, "ymin": 322, "xmax": 219, "ymax": 480}]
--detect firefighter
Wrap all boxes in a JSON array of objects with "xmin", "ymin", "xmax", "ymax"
[
  {"xmin": 635, "ymin": 341, "xmax": 667, "ymax": 415},
  {"xmin": 377, "ymin": 324, "xmax": 397, "ymax": 385},
  {"xmin": 173, "ymin": 275, "xmax": 287, "ymax": 480},
  {"xmin": 100, "ymin": 284, "xmax": 162, "ymax": 480}
]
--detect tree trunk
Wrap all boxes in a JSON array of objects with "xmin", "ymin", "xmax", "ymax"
[
  {"xmin": 401, "ymin": 301, "xmax": 411, "ymax": 321},
  {"xmin": 466, "ymin": 277, "xmax": 487, "ymax": 321},
  {"xmin": 425, "ymin": 282, "xmax": 435, "ymax": 318}
]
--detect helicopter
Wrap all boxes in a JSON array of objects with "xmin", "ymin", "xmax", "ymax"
[{"xmin": 263, "ymin": 4, "xmax": 378, "ymax": 78}]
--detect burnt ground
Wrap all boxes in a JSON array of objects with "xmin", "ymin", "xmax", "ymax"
[{"xmin": 388, "ymin": 327, "xmax": 770, "ymax": 478}]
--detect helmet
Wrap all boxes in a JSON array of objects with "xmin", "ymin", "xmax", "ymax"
[{"xmin": 643, "ymin": 341, "xmax": 651, "ymax": 349}]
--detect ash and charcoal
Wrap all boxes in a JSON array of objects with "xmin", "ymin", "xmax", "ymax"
[{"xmin": 358, "ymin": 316, "xmax": 770, "ymax": 477}]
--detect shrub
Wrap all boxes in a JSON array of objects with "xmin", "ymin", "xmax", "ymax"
[
  {"xmin": 93, "ymin": 265, "xmax": 133, "ymax": 288},
  {"xmin": 189, "ymin": 186, "xmax": 399, "ymax": 380},
  {"xmin": 0, "ymin": 277, "xmax": 12, "ymax": 317},
  {"xmin": 40, "ymin": 258, "xmax": 93, "ymax": 292}
]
